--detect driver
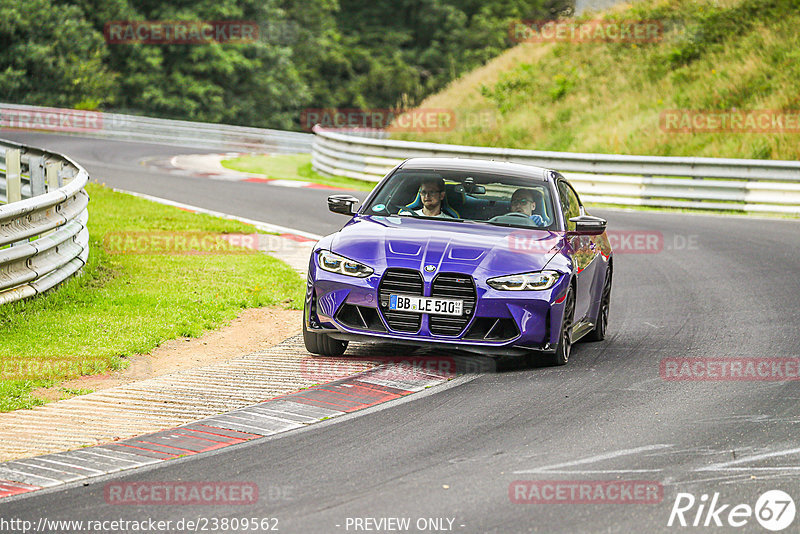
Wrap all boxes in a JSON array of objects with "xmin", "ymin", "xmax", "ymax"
[
  {"xmin": 507, "ymin": 188, "xmax": 545, "ymax": 226},
  {"xmin": 404, "ymin": 177, "xmax": 453, "ymax": 218}
]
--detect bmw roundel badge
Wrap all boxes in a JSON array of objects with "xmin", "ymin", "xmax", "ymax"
[{"xmin": 424, "ymin": 265, "xmax": 436, "ymax": 272}]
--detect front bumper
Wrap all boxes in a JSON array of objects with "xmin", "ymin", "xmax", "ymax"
[{"xmin": 306, "ymin": 260, "xmax": 571, "ymax": 357}]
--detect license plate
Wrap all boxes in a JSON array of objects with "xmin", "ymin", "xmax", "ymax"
[{"xmin": 389, "ymin": 294, "xmax": 463, "ymax": 316}]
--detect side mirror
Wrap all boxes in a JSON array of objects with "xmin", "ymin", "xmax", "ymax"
[
  {"xmin": 328, "ymin": 194, "xmax": 360, "ymax": 216},
  {"xmin": 568, "ymin": 215, "xmax": 607, "ymax": 235}
]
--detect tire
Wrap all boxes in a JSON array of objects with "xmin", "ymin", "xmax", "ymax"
[
  {"xmin": 548, "ymin": 286, "xmax": 575, "ymax": 366},
  {"xmin": 302, "ymin": 303, "xmax": 349, "ymax": 357},
  {"xmin": 302, "ymin": 316, "xmax": 321, "ymax": 354},
  {"xmin": 318, "ymin": 333, "xmax": 348, "ymax": 357},
  {"xmin": 585, "ymin": 265, "xmax": 612, "ymax": 342}
]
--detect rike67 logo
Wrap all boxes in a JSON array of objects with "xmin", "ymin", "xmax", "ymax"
[{"xmin": 668, "ymin": 490, "xmax": 796, "ymax": 531}]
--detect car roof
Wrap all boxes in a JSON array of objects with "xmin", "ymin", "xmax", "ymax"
[{"xmin": 399, "ymin": 157, "xmax": 551, "ymax": 182}]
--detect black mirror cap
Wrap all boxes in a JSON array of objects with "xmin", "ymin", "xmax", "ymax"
[
  {"xmin": 328, "ymin": 194, "xmax": 360, "ymax": 216},
  {"xmin": 568, "ymin": 215, "xmax": 607, "ymax": 236}
]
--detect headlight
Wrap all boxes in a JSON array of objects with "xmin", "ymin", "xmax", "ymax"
[
  {"xmin": 486, "ymin": 270, "xmax": 561, "ymax": 291},
  {"xmin": 317, "ymin": 250, "xmax": 373, "ymax": 278}
]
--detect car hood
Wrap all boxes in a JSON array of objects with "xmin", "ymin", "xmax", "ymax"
[{"xmin": 327, "ymin": 215, "xmax": 566, "ymax": 277}]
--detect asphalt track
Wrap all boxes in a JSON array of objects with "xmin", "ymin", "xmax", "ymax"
[
  {"xmin": 1, "ymin": 132, "xmax": 351, "ymax": 236},
  {"xmin": 2, "ymin": 132, "xmax": 800, "ymax": 533}
]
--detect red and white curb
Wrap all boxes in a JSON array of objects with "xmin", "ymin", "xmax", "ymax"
[
  {"xmin": 144, "ymin": 153, "xmax": 352, "ymax": 190},
  {"xmin": 0, "ymin": 362, "xmax": 454, "ymax": 500}
]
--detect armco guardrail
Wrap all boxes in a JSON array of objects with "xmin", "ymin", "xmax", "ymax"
[
  {"xmin": 0, "ymin": 103, "xmax": 313, "ymax": 153},
  {"xmin": 0, "ymin": 139, "xmax": 89, "ymax": 305},
  {"xmin": 312, "ymin": 126, "xmax": 800, "ymax": 215}
]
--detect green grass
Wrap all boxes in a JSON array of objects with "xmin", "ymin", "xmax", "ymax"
[
  {"xmin": 0, "ymin": 380, "xmax": 53, "ymax": 411},
  {"xmin": 221, "ymin": 153, "xmax": 375, "ymax": 192},
  {"xmin": 0, "ymin": 183, "xmax": 306, "ymax": 412},
  {"xmin": 398, "ymin": 0, "xmax": 800, "ymax": 161}
]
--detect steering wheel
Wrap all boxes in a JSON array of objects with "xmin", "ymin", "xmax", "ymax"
[
  {"xmin": 509, "ymin": 211, "xmax": 551, "ymax": 227},
  {"xmin": 503, "ymin": 212, "xmax": 530, "ymax": 219}
]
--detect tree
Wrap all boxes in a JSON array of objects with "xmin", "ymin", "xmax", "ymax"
[{"xmin": 0, "ymin": 0, "xmax": 116, "ymax": 108}]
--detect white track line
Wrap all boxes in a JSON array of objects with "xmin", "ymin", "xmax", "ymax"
[
  {"xmin": 110, "ymin": 188, "xmax": 323, "ymax": 241},
  {"xmin": 513, "ymin": 444, "xmax": 673, "ymax": 474},
  {"xmin": 697, "ymin": 446, "xmax": 800, "ymax": 472}
]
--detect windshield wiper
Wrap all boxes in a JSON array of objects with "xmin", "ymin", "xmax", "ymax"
[
  {"xmin": 401, "ymin": 214, "xmax": 470, "ymax": 222},
  {"xmin": 483, "ymin": 221, "xmax": 525, "ymax": 228}
]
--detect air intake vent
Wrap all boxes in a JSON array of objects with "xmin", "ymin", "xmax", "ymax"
[
  {"xmin": 464, "ymin": 317, "xmax": 519, "ymax": 342},
  {"xmin": 336, "ymin": 304, "xmax": 387, "ymax": 332},
  {"xmin": 379, "ymin": 269, "xmax": 423, "ymax": 332},
  {"xmin": 429, "ymin": 273, "xmax": 475, "ymax": 336}
]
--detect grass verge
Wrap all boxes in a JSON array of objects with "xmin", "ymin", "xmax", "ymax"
[
  {"xmin": 398, "ymin": 0, "xmax": 800, "ymax": 161},
  {"xmin": 221, "ymin": 153, "xmax": 375, "ymax": 192},
  {"xmin": 0, "ymin": 183, "xmax": 306, "ymax": 412}
]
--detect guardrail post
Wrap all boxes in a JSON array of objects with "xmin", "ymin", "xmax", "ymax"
[
  {"xmin": 29, "ymin": 156, "xmax": 45, "ymax": 197},
  {"xmin": 46, "ymin": 161, "xmax": 62, "ymax": 191},
  {"xmin": 60, "ymin": 167, "xmax": 75, "ymax": 181},
  {"xmin": 6, "ymin": 148, "xmax": 21, "ymax": 203}
]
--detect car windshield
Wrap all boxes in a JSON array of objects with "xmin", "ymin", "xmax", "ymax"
[{"xmin": 362, "ymin": 168, "xmax": 558, "ymax": 230}]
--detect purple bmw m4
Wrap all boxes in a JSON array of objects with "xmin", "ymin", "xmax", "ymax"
[{"xmin": 303, "ymin": 158, "xmax": 613, "ymax": 365}]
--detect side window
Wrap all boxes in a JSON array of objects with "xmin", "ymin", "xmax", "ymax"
[{"xmin": 557, "ymin": 181, "xmax": 581, "ymax": 231}]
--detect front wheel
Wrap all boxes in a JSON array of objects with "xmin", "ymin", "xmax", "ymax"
[
  {"xmin": 585, "ymin": 265, "xmax": 612, "ymax": 342},
  {"xmin": 548, "ymin": 286, "xmax": 575, "ymax": 366},
  {"xmin": 303, "ymin": 305, "xmax": 349, "ymax": 357},
  {"xmin": 318, "ymin": 333, "xmax": 348, "ymax": 357},
  {"xmin": 302, "ymin": 316, "xmax": 321, "ymax": 354}
]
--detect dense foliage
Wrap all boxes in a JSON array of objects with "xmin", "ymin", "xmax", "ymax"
[
  {"xmin": 0, "ymin": 0, "xmax": 570, "ymax": 129},
  {"xmin": 402, "ymin": 0, "xmax": 800, "ymax": 160}
]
